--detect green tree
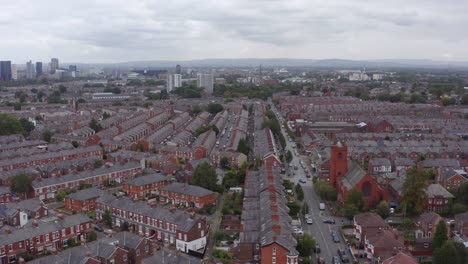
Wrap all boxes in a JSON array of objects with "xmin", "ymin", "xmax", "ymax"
[
  {"xmin": 237, "ymin": 138, "xmax": 250, "ymax": 156},
  {"xmin": 344, "ymin": 189, "xmax": 365, "ymax": 211},
  {"xmin": 19, "ymin": 118, "xmax": 35, "ymax": 137},
  {"xmin": 102, "ymin": 112, "xmax": 111, "ymax": 119},
  {"xmin": 71, "ymin": 141, "xmax": 79, "ymax": 148},
  {"xmin": 56, "ymin": 191, "xmax": 67, "ymax": 202},
  {"xmin": 295, "ymin": 183, "xmax": 304, "ymax": 201},
  {"xmin": 296, "ymin": 233, "xmax": 316, "ymax": 257},
  {"xmin": 402, "ymin": 166, "xmax": 429, "ymax": 215},
  {"xmin": 222, "ymin": 170, "xmax": 239, "ymax": 189},
  {"xmin": 302, "ymin": 202, "xmax": 309, "ymax": 216},
  {"xmin": 42, "ymin": 130, "xmax": 53, "ymax": 142},
  {"xmin": 103, "ymin": 209, "xmax": 113, "ymax": 227},
  {"xmin": 93, "ymin": 159, "xmax": 103, "ymax": 168},
  {"xmin": 219, "ymin": 157, "xmax": 230, "ymax": 169},
  {"xmin": 343, "ymin": 204, "xmax": 359, "ymax": 220},
  {"xmin": 461, "ymin": 94, "xmax": 468, "ymax": 105},
  {"xmin": 433, "ymin": 221, "xmax": 448, "ymax": 250},
  {"xmin": 191, "ymin": 162, "xmax": 220, "ymax": 192},
  {"xmin": 10, "ymin": 172, "xmax": 33, "ymax": 197},
  {"xmin": 433, "ymin": 241, "xmax": 460, "ymax": 264},
  {"xmin": 376, "ymin": 201, "xmax": 390, "ymax": 219},
  {"xmin": 285, "ymin": 150, "xmax": 293, "ymax": 163},
  {"xmin": 453, "ymin": 241, "xmax": 468, "ymax": 264},
  {"xmin": 287, "ymin": 202, "xmax": 301, "ymax": 217},
  {"xmin": 89, "ymin": 118, "xmax": 103, "ymax": 133},
  {"xmin": 58, "ymin": 85, "xmax": 67, "ymax": 94},
  {"xmin": 87, "ymin": 231, "xmax": 98, "ymax": 242},
  {"xmin": 207, "ymin": 103, "xmax": 224, "ymax": 114},
  {"xmin": 0, "ymin": 114, "xmax": 23, "ymax": 135}
]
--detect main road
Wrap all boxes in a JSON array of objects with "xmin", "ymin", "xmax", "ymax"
[{"xmin": 270, "ymin": 102, "xmax": 350, "ymax": 263}]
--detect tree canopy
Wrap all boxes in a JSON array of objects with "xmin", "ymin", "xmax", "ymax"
[
  {"xmin": 207, "ymin": 103, "xmax": 224, "ymax": 115},
  {"xmin": 345, "ymin": 188, "xmax": 365, "ymax": 211},
  {"xmin": 433, "ymin": 241, "xmax": 461, "ymax": 264},
  {"xmin": 0, "ymin": 114, "xmax": 23, "ymax": 135},
  {"xmin": 237, "ymin": 138, "xmax": 250, "ymax": 156},
  {"xmin": 433, "ymin": 221, "xmax": 448, "ymax": 250},
  {"xmin": 11, "ymin": 172, "xmax": 33, "ymax": 196},
  {"xmin": 191, "ymin": 162, "xmax": 221, "ymax": 192},
  {"xmin": 402, "ymin": 166, "xmax": 429, "ymax": 215},
  {"xmin": 296, "ymin": 234, "xmax": 316, "ymax": 257},
  {"xmin": 376, "ymin": 200, "xmax": 390, "ymax": 219}
]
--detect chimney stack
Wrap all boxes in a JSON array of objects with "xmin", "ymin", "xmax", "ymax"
[
  {"xmin": 57, "ymin": 213, "xmax": 64, "ymax": 220},
  {"xmin": 4, "ymin": 227, "xmax": 12, "ymax": 234},
  {"xmin": 32, "ymin": 220, "xmax": 39, "ymax": 228}
]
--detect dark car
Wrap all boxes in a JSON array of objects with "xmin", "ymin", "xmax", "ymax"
[
  {"xmin": 337, "ymin": 249, "xmax": 349, "ymax": 263},
  {"xmin": 332, "ymin": 256, "xmax": 341, "ymax": 264},
  {"xmin": 94, "ymin": 225, "xmax": 104, "ymax": 232},
  {"xmin": 323, "ymin": 218, "xmax": 336, "ymax": 224},
  {"xmin": 333, "ymin": 235, "xmax": 340, "ymax": 243},
  {"xmin": 314, "ymin": 244, "xmax": 321, "ymax": 253}
]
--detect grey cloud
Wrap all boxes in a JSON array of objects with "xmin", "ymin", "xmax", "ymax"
[{"xmin": 0, "ymin": 0, "xmax": 467, "ymax": 62}]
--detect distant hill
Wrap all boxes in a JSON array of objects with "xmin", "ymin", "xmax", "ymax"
[{"xmin": 66, "ymin": 58, "xmax": 468, "ymax": 69}]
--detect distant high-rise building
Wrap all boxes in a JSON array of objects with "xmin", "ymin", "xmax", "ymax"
[
  {"xmin": 35, "ymin": 62, "xmax": 43, "ymax": 78},
  {"xmin": 166, "ymin": 73, "xmax": 182, "ymax": 92},
  {"xmin": 0, "ymin": 61, "xmax": 12, "ymax": 81},
  {"xmin": 175, "ymin": 64, "xmax": 182, "ymax": 74},
  {"xmin": 26, "ymin": 60, "xmax": 35, "ymax": 79},
  {"xmin": 197, "ymin": 73, "xmax": 214, "ymax": 94},
  {"xmin": 69, "ymin": 65, "xmax": 77, "ymax": 72},
  {"xmin": 11, "ymin": 64, "xmax": 18, "ymax": 80},
  {"xmin": 50, "ymin": 58, "xmax": 59, "ymax": 73},
  {"xmin": 174, "ymin": 74, "xmax": 182, "ymax": 88}
]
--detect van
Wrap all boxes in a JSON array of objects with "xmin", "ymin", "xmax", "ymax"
[{"xmin": 319, "ymin": 203, "xmax": 326, "ymax": 210}]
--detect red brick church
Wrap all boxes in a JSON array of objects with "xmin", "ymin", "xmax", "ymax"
[{"xmin": 329, "ymin": 142, "xmax": 388, "ymax": 208}]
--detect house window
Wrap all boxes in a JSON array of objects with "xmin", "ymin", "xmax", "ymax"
[
  {"xmin": 136, "ymin": 249, "xmax": 140, "ymax": 256},
  {"xmin": 145, "ymin": 244, "xmax": 149, "ymax": 252},
  {"xmin": 424, "ymin": 243, "xmax": 429, "ymax": 248},
  {"xmin": 123, "ymin": 254, "xmax": 128, "ymax": 261},
  {"xmin": 8, "ymin": 244, "xmax": 12, "ymax": 251},
  {"xmin": 18, "ymin": 242, "xmax": 22, "ymax": 249},
  {"xmin": 272, "ymin": 247, "xmax": 276, "ymax": 255}
]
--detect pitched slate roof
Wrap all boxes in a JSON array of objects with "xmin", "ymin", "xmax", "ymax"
[
  {"xmin": 161, "ymin": 182, "xmax": 214, "ymax": 198},
  {"xmin": 123, "ymin": 173, "xmax": 168, "ymax": 186},
  {"xmin": 425, "ymin": 183, "xmax": 454, "ymax": 198},
  {"xmin": 66, "ymin": 187, "xmax": 102, "ymax": 201}
]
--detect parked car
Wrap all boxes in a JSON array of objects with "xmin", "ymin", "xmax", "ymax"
[
  {"xmin": 332, "ymin": 256, "xmax": 341, "ymax": 264},
  {"xmin": 94, "ymin": 225, "xmax": 104, "ymax": 232},
  {"xmin": 316, "ymin": 257, "xmax": 325, "ymax": 264},
  {"xmin": 337, "ymin": 249, "xmax": 349, "ymax": 263},
  {"xmin": 299, "ymin": 178, "xmax": 306, "ymax": 184},
  {"xmin": 314, "ymin": 244, "xmax": 321, "ymax": 253},
  {"xmin": 293, "ymin": 227, "xmax": 304, "ymax": 235},
  {"xmin": 306, "ymin": 218, "xmax": 313, "ymax": 225},
  {"xmin": 319, "ymin": 203, "xmax": 326, "ymax": 210},
  {"xmin": 323, "ymin": 218, "xmax": 335, "ymax": 224}
]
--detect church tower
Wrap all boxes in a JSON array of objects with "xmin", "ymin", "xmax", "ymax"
[{"xmin": 329, "ymin": 141, "xmax": 348, "ymax": 188}]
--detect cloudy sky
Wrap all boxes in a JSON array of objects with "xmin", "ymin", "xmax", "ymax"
[{"xmin": 1, "ymin": 0, "xmax": 467, "ymax": 63}]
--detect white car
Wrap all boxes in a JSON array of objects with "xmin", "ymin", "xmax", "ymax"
[
  {"xmin": 293, "ymin": 227, "xmax": 304, "ymax": 235},
  {"xmin": 306, "ymin": 218, "xmax": 313, "ymax": 225}
]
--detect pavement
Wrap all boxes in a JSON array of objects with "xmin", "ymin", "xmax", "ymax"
[{"xmin": 270, "ymin": 102, "xmax": 351, "ymax": 263}]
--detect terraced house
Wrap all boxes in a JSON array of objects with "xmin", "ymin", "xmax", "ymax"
[
  {"xmin": 0, "ymin": 214, "xmax": 93, "ymax": 264},
  {"xmin": 95, "ymin": 194, "xmax": 208, "ymax": 254}
]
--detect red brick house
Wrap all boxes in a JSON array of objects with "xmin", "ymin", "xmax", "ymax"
[
  {"xmin": 261, "ymin": 240, "xmax": 299, "ymax": 264},
  {"xmin": 455, "ymin": 212, "xmax": 468, "ymax": 237},
  {"xmin": 363, "ymin": 229, "xmax": 406, "ymax": 262},
  {"xmin": 0, "ymin": 187, "xmax": 11, "ymax": 204},
  {"xmin": 424, "ymin": 183, "xmax": 454, "ymax": 212},
  {"xmin": 159, "ymin": 182, "xmax": 216, "ymax": 209},
  {"xmin": 0, "ymin": 214, "xmax": 93, "ymax": 264},
  {"xmin": 64, "ymin": 187, "xmax": 102, "ymax": 213},
  {"xmin": 415, "ymin": 212, "xmax": 449, "ymax": 253},
  {"xmin": 122, "ymin": 173, "xmax": 171, "ymax": 200},
  {"xmin": 438, "ymin": 169, "xmax": 468, "ymax": 190},
  {"xmin": 353, "ymin": 213, "xmax": 389, "ymax": 242},
  {"xmin": 96, "ymin": 194, "xmax": 208, "ymax": 253},
  {"xmin": 382, "ymin": 252, "xmax": 418, "ymax": 264},
  {"xmin": 32, "ymin": 162, "xmax": 142, "ymax": 200}
]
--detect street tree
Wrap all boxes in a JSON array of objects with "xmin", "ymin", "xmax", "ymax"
[
  {"xmin": 343, "ymin": 204, "xmax": 359, "ymax": 220},
  {"xmin": 344, "ymin": 188, "xmax": 365, "ymax": 211},
  {"xmin": 296, "ymin": 233, "xmax": 316, "ymax": 257},
  {"xmin": 103, "ymin": 209, "xmax": 113, "ymax": 227},
  {"xmin": 402, "ymin": 166, "xmax": 429, "ymax": 215},
  {"xmin": 376, "ymin": 201, "xmax": 390, "ymax": 219},
  {"xmin": 219, "ymin": 157, "xmax": 230, "ymax": 169}
]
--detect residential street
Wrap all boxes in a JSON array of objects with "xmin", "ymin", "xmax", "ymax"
[{"xmin": 271, "ymin": 102, "xmax": 351, "ymax": 263}]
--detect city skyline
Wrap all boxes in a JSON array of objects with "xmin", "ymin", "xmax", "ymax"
[{"xmin": 1, "ymin": 0, "xmax": 468, "ymax": 63}]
